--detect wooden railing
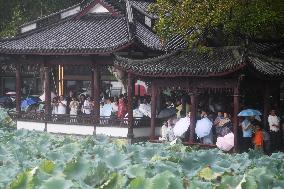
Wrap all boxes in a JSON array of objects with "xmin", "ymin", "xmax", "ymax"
[{"xmin": 8, "ymin": 111, "xmax": 159, "ymax": 127}]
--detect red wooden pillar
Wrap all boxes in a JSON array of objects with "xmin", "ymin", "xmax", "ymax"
[
  {"xmin": 127, "ymin": 73, "xmax": 134, "ymax": 138},
  {"xmin": 150, "ymin": 81, "xmax": 157, "ymax": 140},
  {"xmin": 92, "ymin": 64, "xmax": 100, "ymax": 124},
  {"xmin": 233, "ymin": 86, "xmax": 240, "ymax": 152},
  {"xmin": 263, "ymin": 81, "xmax": 270, "ymax": 130},
  {"xmin": 15, "ymin": 64, "xmax": 21, "ymax": 112},
  {"xmin": 189, "ymin": 91, "xmax": 197, "ymax": 143},
  {"xmin": 44, "ymin": 65, "xmax": 51, "ymax": 117}
]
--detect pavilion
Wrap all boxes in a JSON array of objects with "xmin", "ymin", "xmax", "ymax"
[{"xmin": 0, "ymin": 0, "xmax": 284, "ymax": 149}]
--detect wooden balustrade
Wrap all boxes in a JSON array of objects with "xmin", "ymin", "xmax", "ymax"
[{"xmin": 8, "ymin": 111, "xmax": 161, "ymax": 128}]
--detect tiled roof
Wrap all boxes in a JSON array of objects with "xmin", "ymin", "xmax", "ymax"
[
  {"xmin": 247, "ymin": 54, "xmax": 284, "ymax": 77},
  {"xmin": 114, "ymin": 47, "xmax": 245, "ymax": 77},
  {"xmin": 0, "ymin": 16, "xmax": 132, "ymax": 55},
  {"xmin": 135, "ymin": 22, "xmax": 163, "ymax": 50},
  {"xmin": 130, "ymin": 0, "xmax": 157, "ymax": 18}
]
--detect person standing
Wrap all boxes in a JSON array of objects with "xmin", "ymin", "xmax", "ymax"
[
  {"xmin": 241, "ymin": 116, "xmax": 254, "ymax": 152},
  {"xmin": 82, "ymin": 96, "xmax": 93, "ymax": 115},
  {"xmin": 268, "ymin": 109, "xmax": 281, "ymax": 152},
  {"xmin": 69, "ymin": 97, "xmax": 79, "ymax": 115},
  {"xmin": 117, "ymin": 94, "xmax": 127, "ymax": 118},
  {"xmin": 57, "ymin": 95, "xmax": 67, "ymax": 115}
]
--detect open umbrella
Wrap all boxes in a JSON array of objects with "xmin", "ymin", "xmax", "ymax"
[
  {"xmin": 216, "ymin": 132, "xmax": 234, "ymax": 151},
  {"xmin": 195, "ymin": 117, "xmax": 213, "ymax": 138},
  {"xmin": 6, "ymin": 91, "xmax": 16, "ymax": 95},
  {"xmin": 173, "ymin": 117, "xmax": 190, "ymax": 137},
  {"xmin": 39, "ymin": 92, "xmax": 56, "ymax": 101},
  {"xmin": 138, "ymin": 104, "xmax": 151, "ymax": 118},
  {"xmin": 238, "ymin": 109, "xmax": 262, "ymax": 117},
  {"xmin": 157, "ymin": 108, "xmax": 177, "ymax": 119},
  {"xmin": 21, "ymin": 98, "xmax": 38, "ymax": 109}
]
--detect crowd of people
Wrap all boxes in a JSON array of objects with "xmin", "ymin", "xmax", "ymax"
[{"xmin": 46, "ymin": 90, "xmax": 282, "ymax": 153}]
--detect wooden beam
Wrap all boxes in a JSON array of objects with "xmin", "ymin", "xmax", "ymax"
[
  {"xmin": 92, "ymin": 64, "xmax": 100, "ymax": 124},
  {"xmin": 15, "ymin": 64, "xmax": 21, "ymax": 112},
  {"xmin": 127, "ymin": 73, "xmax": 134, "ymax": 139},
  {"xmin": 150, "ymin": 80, "xmax": 158, "ymax": 140},
  {"xmin": 233, "ymin": 86, "xmax": 240, "ymax": 152}
]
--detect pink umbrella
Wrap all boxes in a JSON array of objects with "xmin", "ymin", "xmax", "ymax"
[{"xmin": 216, "ymin": 133, "xmax": 234, "ymax": 151}]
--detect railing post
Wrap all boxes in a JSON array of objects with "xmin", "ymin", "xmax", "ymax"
[
  {"xmin": 127, "ymin": 73, "xmax": 134, "ymax": 139},
  {"xmin": 16, "ymin": 64, "xmax": 22, "ymax": 113},
  {"xmin": 150, "ymin": 81, "xmax": 157, "ymax": 140}
]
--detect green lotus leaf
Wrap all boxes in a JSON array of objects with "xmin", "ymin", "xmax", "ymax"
[
  {"xmin": 125, "ymin": 164, "xmax": 146, "ymax": 178},
  {"xmin": 104, "ymin": 152, "xmax": 130, "ymax": 169},
  {"xmin": 241, "ymin": 176, "xmax": 258, "ymax": 189},
  {"xmin": 39, "ymin": 177, "xmax": 73, "ymax": 189},
  {"xmin": 6, "ymin": 168, "xmax": 36, "ymax": 189},
  {"xmin": 63, "ymin": 157, "xmax": 89, "ymax": 179},
  {"xmin": 151, "ymin": 171, "xmax": 171, "ymax": 189},
  {"xmin": 188, "ymin": 180, "xmax": 212, "ymax": 189},
  {"xmin": 84, "ymin": 162, "xmax": 110, "ymax": 187},
  {"xmin": 198, "ymin": 166, "xmax": 220, "ymax": 181},
  {"xmin": 126, "ymin": 177, "xmax": 152, "ymax": 189},
  {"xmin": 168, "ymin": 176, "xmax": 184, "ymax": 189},
  {"xmin": 39, "ymin": 160, "xmax": 55, "ymax": 174},
  {"xmin": 99, "ymin": 172, "xmax": 126, "ymax": 189}
]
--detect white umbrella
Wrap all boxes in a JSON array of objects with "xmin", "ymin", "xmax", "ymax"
[
  {"xmin": 195, "ymin": 117, "xmax": 213, "ymax": 138},
  {"xmin": 216, "ymin": 132, "xmax": 234, "ymax": 152},
  {"xmin": 6, "ymin": 91, "xmax": 16, "ymax": 95},
  {"xmin": 100, "ymin": 104, "xmax": 112, "ymax": 117},
  {"xmin": 138, "ymin": 104, "xmax": 151, "ymax": 118},
  {"xmin": 173, "ymin": 117, "xmax": 190, "ymax": 137},
  {"xmin": 39, "ymin": 92, "xmax": 56, "ymax": 101}
]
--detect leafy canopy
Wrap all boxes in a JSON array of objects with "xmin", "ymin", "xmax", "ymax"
[{"xmin": 150, "ymin": 0, "xmax": 284, "ymax": 48}]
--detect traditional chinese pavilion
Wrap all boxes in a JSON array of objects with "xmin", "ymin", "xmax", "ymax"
[{"xmin": 0, "ymin": 0, "xmax": 284, "ymax": 149}]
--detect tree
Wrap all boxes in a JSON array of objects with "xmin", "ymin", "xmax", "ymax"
[{"xmin": 150, "ymin": 0, "xmax": 284, "ymax": 48}]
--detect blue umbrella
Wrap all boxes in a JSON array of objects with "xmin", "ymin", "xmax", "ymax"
[
  {"xmin": 195, "ymin": 117, "xmax": 213, "ymax": 138},
  {"xmin": 21, "ymin": 98, "xmax": 38, "ymax": 109},
  {"xmin": 238, "ymin": 109, "xmax": 262, "ymax": 117}
]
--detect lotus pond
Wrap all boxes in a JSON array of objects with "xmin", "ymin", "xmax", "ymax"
[{"xmin": 0, "ymin": 108, "xmax": 284, "ymax": 189}]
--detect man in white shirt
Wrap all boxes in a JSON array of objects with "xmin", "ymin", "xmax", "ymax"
[
  {"xmin": 268, "ymin": 109, "xmax": 280, "ymax": 152},
  {"xmin": 57, "ymin": 95, "xmax": 67, "ymax": 115}
]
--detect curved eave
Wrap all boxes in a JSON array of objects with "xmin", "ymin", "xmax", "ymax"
[
  {"xmin": 113, "ymin": 63, "xmax": 246, "ymax": 78},
  {"xmin": 0, "ymin": 40, "xmax": 134, "ymax": 56}
]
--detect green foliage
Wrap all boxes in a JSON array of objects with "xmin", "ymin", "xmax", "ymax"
[
  {"xmin": 0, "ymin": 128, "xmax": 283, "ymax": 188},
  {"xmin": 150, "ymin": 0, "xmax": 284, "ymax": 48},
  {"xmin": 0, "ymin": 0, "xmax": 82, "ymax": 38}
]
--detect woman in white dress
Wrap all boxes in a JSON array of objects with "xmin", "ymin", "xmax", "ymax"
[
  {"xmin": 69, "ymin": 97, "xmax": 79, "ymax": 122},
  {"xmin": 57, "ymin": 95, "xmax": 67, "ymax": 115},
  {"xmin": 82, "ymin": 97, "xmax": 93, "ymax": 115}
]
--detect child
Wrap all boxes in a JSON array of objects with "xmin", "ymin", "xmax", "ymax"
[{"xmin": 253, "ymin": 124, "xmax": 264, "ymax": 150}]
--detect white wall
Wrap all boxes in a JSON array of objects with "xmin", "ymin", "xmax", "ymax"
[
  {"xmin": 17, "ymin": 121, "xmax": 45, "ymax": 131},
  {"xmin": 133, "ymin": 127, "xmax": 161, "ymax": 137},
  {"xmin": 96, "ymin": 127, "xmax": 128, "ymax": 137},
  {"xmin": 47, "ymin": 124, "xmax": 94, "ymax": 135}
]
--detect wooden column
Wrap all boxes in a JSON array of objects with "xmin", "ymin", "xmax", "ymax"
[
  {"xmin": 44, "ymin": 65, "xmax": 51, "ymax": 116},
  {"xmin": 127, "ymin": 73, "xmax": 134, "ymax": 139},
  {"xmin": 189, "ymin": 91, "xmax": 197, "ymax": 143},
  {"xmin": 91, "ymin": 68, "xmax": 94, "ymax": 98},
  {"xmin": 150, "ymin": 81, "xmax": 158, "ymax": 140},
  {"xmin": 15, "ymin": 64, "xmax": 21, "ymax": 112},
  {"xmin": 263, "ymin": 81, "xmax": 270, "ymax": 130},
  {"xmin": 233, "ymin": 86, "xmax": 240, "ymax": 152},
  {"xmin": 92, "ymin": 64, "xmax": 100, "ymax": 124}
]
